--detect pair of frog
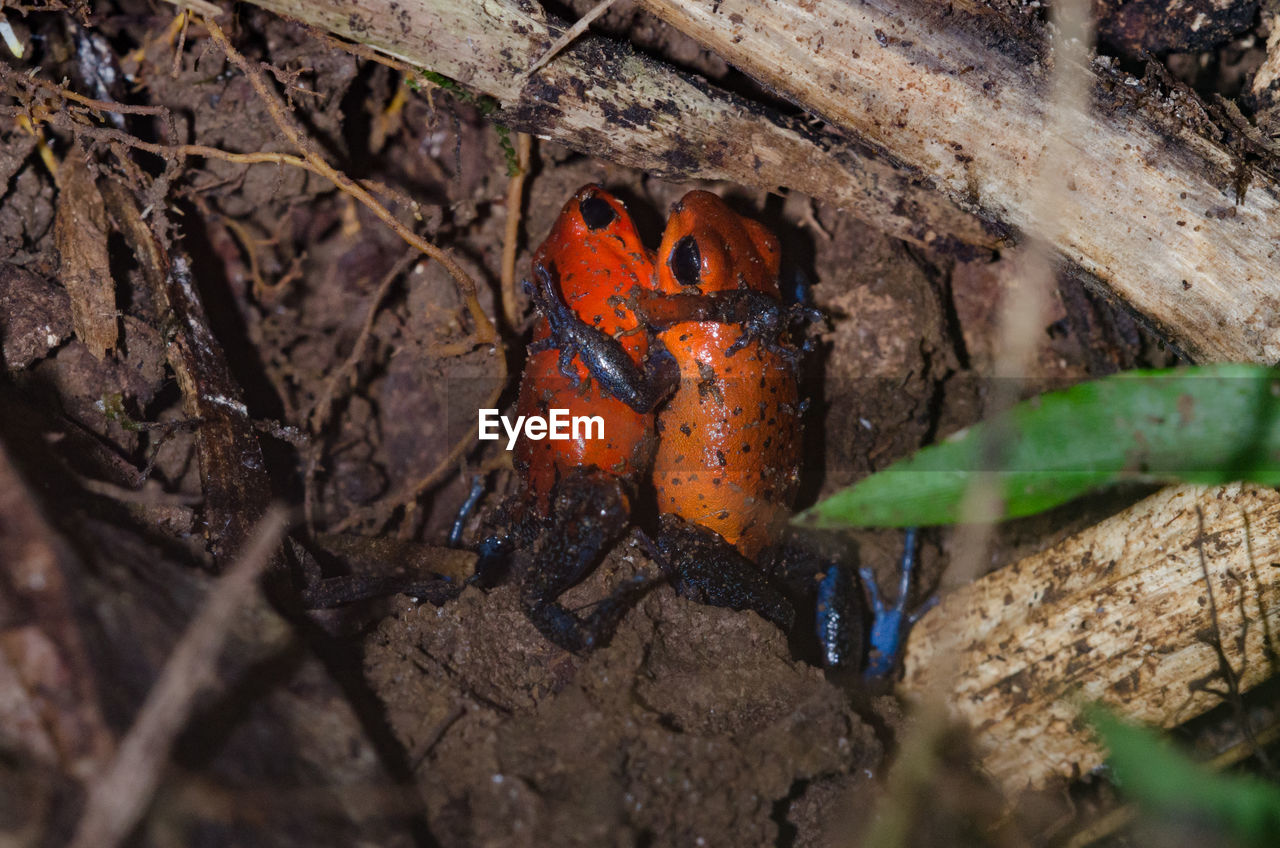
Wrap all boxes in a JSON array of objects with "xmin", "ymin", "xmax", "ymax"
[{"xmin": 474, "ymin": 185, "xmax": 920, "ymax": 677}]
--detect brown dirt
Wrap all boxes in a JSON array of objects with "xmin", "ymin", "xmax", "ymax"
[
  {"xmin": 0, "ymin": 2, "xmax": 1262, "ymax": 847},
  {"xmin": 366, "ymin": 542, "xmax": 880, "ymax": 847}
]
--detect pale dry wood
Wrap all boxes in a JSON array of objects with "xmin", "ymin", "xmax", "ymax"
[
  {"xmin": 899, "ymin": 483, "xmax": 1280, "ymax": 794},
  {"xmin": 236, "ymin": 0, "xmax": 1280, "ymax": 361},
  {"xmin": 239, "ymin": 0, "xmax": 998, "ymax": 254},
  {"xmin": 637, "ymin": 0, "xmax": 1280, "ymax": 362},
  {"xmin": 521, "ymin": 0, "xmax": 620, "ymax": 80},
  {"xmin": 1252, "ymin": 13, "xmax": 1280, "ymax": 97}
]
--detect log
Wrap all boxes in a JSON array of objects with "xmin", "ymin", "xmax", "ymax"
[
  {"xmin": 240, "ymin": 0, "xmax": 1280, "ymax": 363},
  {"xmin": 238, "ymin": 0, "xmax": 1000, "ymax": 254},
  {"xmin": 899, "ymin": 483, "xmax": 1280, "ymax": 793},
  {"xmin": 633, "ymin": 0, "xmax": 1280, "ymax": 363}
]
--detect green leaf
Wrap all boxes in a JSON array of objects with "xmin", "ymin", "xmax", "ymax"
[
  {"xmin": 1086, "ymin": 705, "xmax": 1280, "ymax": 846},
  {"xmin": 798, "ymin": 364, "xmax": 1280, "ymax": 528}
]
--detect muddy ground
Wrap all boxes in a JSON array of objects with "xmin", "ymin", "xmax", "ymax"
[{"xmin": 0, "ymin": 1, "xmax": 1272, "ymax": 846}]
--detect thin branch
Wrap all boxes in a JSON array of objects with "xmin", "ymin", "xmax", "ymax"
[
  {"xmin": 201, "ymin": 15, "xmax": 498, "ymax": 349},
  {"xmin": 67, "ymin": 507, "xmax": 288, "ymax": 848},
  {"xmin": 521, "ymin": 0, "xmax": 620, "ymax": 80},
  {"xmin": 499, "ymin": 132, "xmax": 532, "ymax": 331},
  {"xmin": 303, "ymin": 251, "xmax": 415, "ymax": 529}
]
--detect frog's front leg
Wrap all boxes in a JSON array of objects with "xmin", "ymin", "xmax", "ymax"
[
  {"xmin": 525, "ymin": 263, "xmax": 678, "ymax": 414},
  {"xmin": 628, "ymin": 287, "xmax": 809, "ymax": 361}
]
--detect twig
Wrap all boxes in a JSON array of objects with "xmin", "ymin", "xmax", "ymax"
[
  {"xmin": 199, "ymin": 16, "xmax": 514, "ymax": 527},
  {"xmin": 310, "ymin": 27, "xmax": 422, "ymax": 77},
  {"xmin": 200, "ymin": 16, "xmax": 498, "ymax": 350},
  {"xmin": 521, "ymin": 0, "xmax": 620, "ymax": 80},
  {"xmin": 499, "ymin": 132, "xmax": 532, "ymax": 330},
  {"xmin": 76, "ymin": 476, "xmax": 205, "ymax": 506},
  {"xmin": 14, "ymin": 71, "xmax": 169, "ymax": 116},
  {"xmin": 309, "ymin": 251, "xmax": 415, "ymax": 433},
  {"xmin": 327, "ymin": 396, "xmax": 499, "ymax": 534},
  {"xmin": 158, "ymin": 0, "xmax": 224, "ymax": 18},
  {"xmin": 303, "ymin": 251, "xmax": 415, "ymax": 528},
  {"xmin": 67, "ymin": 506, "xmax": 288, "ymax": 848},
  {"xmin": 176, "ymin": 17, "xmax": 514, "ymax": 534},
  {"xmin": 21, "ymin": 28, "xmax": 515, "ymax": 532}
]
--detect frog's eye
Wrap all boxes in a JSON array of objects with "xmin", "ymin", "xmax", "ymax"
[
  {"xmin": 669, "ymin": 235, "xmax": 702, "ymax": 287},
  {"xmin": 579, "ymin": 194, "xmax": 618, "ymax": 231}
]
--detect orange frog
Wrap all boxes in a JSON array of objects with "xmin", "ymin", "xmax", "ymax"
[
  {"xmin": 648, "ymin": 191, "xmax": 801, "ymax": 558},
  {"xmin": 535, "ymin": 190, "xmax": 855, "ymax": 661},
  {"xmin": 494, "ymin": 188, "xmax": 919, "ymax": 672},
  {"xmin": 640, "ymin": 191, "xmax": 816, "ymax": 643},
  {"xmin": 477, "ymin": 185, "xmax": 678, "ymax": 651},
  {"xmin": 640, "ymin": 192, "xmax": 922, "ymax": 673}
]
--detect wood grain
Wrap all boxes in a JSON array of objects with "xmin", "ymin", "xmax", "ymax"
[
  {"xmin": 240, "ymin": 0, "xmax": 1280, "ymax": 362},
  {"xmin": 900, "ymin": 483, "xmax": 1280, "ymax": 792},
  {"xmin": 240, "ymin": 0, "xmax": 1000, "ymax": 254}
]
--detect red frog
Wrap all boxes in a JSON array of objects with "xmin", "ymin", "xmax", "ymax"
[
  {"xmin": 499, "ymin": 188, "xmax": 919, "ymax": 672},
  {"xmin": 516, "ymin": 185, "xmax": 670, "ymax": 509},
  {"xmin": 532, "ymin": 190, "xmax": 854, "ymax": 659},
  {"xmin": 479, "ymin": 185, "xmax": 678, "ymax": 651}
]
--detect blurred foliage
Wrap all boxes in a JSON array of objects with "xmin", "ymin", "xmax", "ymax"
[{"xmin": 800, "ymin": 364, "xmax": 1280, "ymax": 527}]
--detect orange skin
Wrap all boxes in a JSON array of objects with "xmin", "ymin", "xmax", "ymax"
[
  {"xmin": 488, "ymin": 188, "xmax": 844, "ymax": 659},
  {"xmin": 649, "ymin": 191, "xmax": 802, "ymax": 559},
  {"xmin": 515, "ymin": 185, "xmax": 657, "ymax": 510}
]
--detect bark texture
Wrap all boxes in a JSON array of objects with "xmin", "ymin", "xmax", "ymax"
[
  {"xmin": 243, "ymin": 0, "xmax": 1280, "ymax": 362},
  {"xmin": 245, "ymin": 0, "xmax": 999, "ymax": 255},
  {"xmin": 900, "ymin": 483, "xmax": 1280, "ymax": 792}
]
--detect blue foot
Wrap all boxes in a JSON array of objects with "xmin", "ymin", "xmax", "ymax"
[{"xmin": 859, "ymin": 527, "xmax": 932, "ymax": 678}]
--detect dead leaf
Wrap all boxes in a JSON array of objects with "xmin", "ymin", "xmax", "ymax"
[{"xmin": 55, "ymin": 151, "xmax": 117, "ymax": 359}]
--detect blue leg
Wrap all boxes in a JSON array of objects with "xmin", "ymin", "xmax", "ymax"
[
  {"xmin": 815, "ymin": 564, "xmax": 860, "ymax": 669},
  {"xmin": 449, "ymin": 474, "xmax": 487, "ymax": 547},
  {"xmin": 858, "ymin": 527, "xmax": 921, "ymax": 678}
]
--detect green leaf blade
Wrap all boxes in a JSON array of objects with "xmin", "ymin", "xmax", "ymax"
[
  {"xmin": 799, "ymin": 364, "xmax": 1280, "ymax": 528},
  {"xmin": 1087, "ymin": 705, "xmax": 1280, "ymax": 847}
]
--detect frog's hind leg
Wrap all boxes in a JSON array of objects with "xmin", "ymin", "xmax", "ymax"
[
  {"xmin": 764, "ymin": 533, "xmax": 865, "ymax": 670},
  {"xmin": 647, "ymin": 514, "xmax": 795, "ymax": 633},
  {"xmin": 859, "ymin": 527, "xmax": 935, "ymax": 678},
  {"xmin": 518, "ymin": 472, "xmax": 656, "ymax": 652}
]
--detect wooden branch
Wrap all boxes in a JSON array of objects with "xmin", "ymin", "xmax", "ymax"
[
  {"xmin": 99, "ymin": 180, "xmax": 272, "ymax": 565},
  {"xmin": 635, "ymin": 0, "xmax": 1280, "ymax": 363},
  {"xmin": 238, "ymin": 0, "xmax": 1001, "ymax": 254},
  {"xmin": 240, "ymin": 0, "xmax": 1280, "ymax": 362},
  {"xmin": 69, "ymin": 507, "xmax": 287, "ymax": 848},
  {"xmin": 899, "ymin": 483, "xmax": 1280, "ymax": 793}
]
